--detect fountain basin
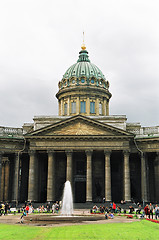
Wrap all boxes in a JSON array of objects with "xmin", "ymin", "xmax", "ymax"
[{"xmin": 25, "ymin": 214, "xmax": 105, "ymax": 225}]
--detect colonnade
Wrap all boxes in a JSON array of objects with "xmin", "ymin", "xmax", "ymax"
[
  {"xmin": 27, "ymin": 150, "xmax": 132, "ymax": 203},
  {"xmin": 0, "ymin": 150, "xmax": 158, "ymax": 203}
]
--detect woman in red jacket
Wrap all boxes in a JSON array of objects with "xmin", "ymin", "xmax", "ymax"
[{"xmin": 144, "ymin": 204, "xmax": 150, "ymax": 218}]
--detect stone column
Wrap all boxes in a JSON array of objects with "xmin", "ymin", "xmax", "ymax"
[
  {"xmin": 141, "ymin": 153, "xmax": 148, "ymax": 202},
  {"xmin": 67, "ymin": 96, "xmax": 70, "ymax": 115},
  {"xmin": 86, "ymin": 150, "xmax": 93, "ymax": 202},
  {"xmin": 76, "ymin": 96, "xmax": 80, "ymax": 114},
  {"xmin": 12, "ymin": 153, "xmax": 19, "ymax": 203},
  {"xmin": 154, "ymin": 152, "xmax": 159, "ymax": 201},
  {"xmin": 96, "ymin": 98, "xmax": 99, "ymax": 115},
  {"xmin": 104, "ymin": 150, "xmax": 112, "ymax": 201},
  {"xmin": 86, "ymin": 97, "xmax": 90, "ymax": 115},
  {"xmin": 0, "ymin": 153, "xmax": 2, "ymax": 200},
  {"xmin": 61, "ymin": 98, "xmax": 64, "ymax": 116},
  {"xmin": 123, "ymin": 151, "xmax": 131, "ymax": 201},
  {"xmin": 4, "ymin": 158, "xmax": 10, "ymax": 202},
  {"xmin": 28, "ymin": 150, "xmax": 38, "ymax": 202},
  {"xmin": 106, "ymin": 99, "xmax": 109, "ymax": 116},
  {"xmin": 47, "ymin": 150, "xmax": 55, "ymax": 202},
  {"xmin": 0, "ymin": 159, "xmax": 5, "ymax": 201},
  {"xmin": 103, "ymin": 98, "xmax": 106, "ymax": 116},
  {"xmin": 59, "ymin": 100, "xmax": 61, "ymax": 116},
  {"xmin": 66, "ymin": 150, "xmax": 73, "ymax": 184}
]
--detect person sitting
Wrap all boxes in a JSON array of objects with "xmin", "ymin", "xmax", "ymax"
[
  {"xmin": 93, "ymin": 205, "xmax": 98, "ymax": 213},
  {"xmin": 129, "ymin": 205, "xmax": 134, "ymax": 214},
  {"xmin": 136, "ymin": 205, "xmax": 142, "ymax": 214},
  {"xmin": 108, "ymin": 212, "xmax": 114, "ymax": 219},
  {"xmin": 105, "ymin": 207, "xmax": 109, "ymax": 213},
  {"xmin": 117, "ymin": 206, "xmax": 121, "ymax": 213}
]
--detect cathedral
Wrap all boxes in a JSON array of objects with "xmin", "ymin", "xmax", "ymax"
[{"xmin": 0, "ymin": 43, "xmax": 159, "ymax": 204}]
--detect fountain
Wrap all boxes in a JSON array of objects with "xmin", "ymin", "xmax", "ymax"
[
  {"xmin": 61, "ymin": 181, "xmax": 73, "ymax": 216},
  {"xmin": 25, "ymin": 181, "xmax": 104, "ymax": 225}
]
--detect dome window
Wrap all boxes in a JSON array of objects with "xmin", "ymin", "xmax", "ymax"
[
  {"xmin": 99, "ymin": 103, "xmax": 102, "ymax": 115},
  {"xmin": 80, "ymin": 101, "xmax": 86, "ymax": 113},
  {"xmin": 72, "ymin": 79, "xmax": 75, "ymax": 84},
  {"xmin": 64, "ymin": 103, "xmax": 67, "ymax": 115},
  {"xmin": 91, "ymin": 79, "xmax": 94, "ymax": 84},
  {"xmin": 81, "ymin": 78, "xmax": 85, "ymax": 83},
  {"xmin": 90, "ymin": 102, "xmax": 95, "ymax": 114}
]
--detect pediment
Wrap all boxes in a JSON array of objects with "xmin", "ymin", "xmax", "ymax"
[
  {"xmin": 27, "ymin": 115, "xmax": 133, "ymax": 138},
  {"xmin": 47, "ymin": 121, "xmax": 114, "ymax": 135}
]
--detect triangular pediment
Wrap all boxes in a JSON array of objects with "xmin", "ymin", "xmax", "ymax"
[{"xmin": 27, "ymin": 115, "xmax": 133, "ymax": 138}]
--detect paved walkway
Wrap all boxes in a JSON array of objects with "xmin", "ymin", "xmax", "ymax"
[{"xmin": 0, "ymin": 210, "xmax": 140, "ymax": 227}]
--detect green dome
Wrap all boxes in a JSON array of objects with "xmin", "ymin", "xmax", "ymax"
[{"xmin": 63, "ymin": 49, "xmax": 106, "ymax": 80}]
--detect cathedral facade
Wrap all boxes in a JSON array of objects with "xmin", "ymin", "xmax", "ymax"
[{"xmin": 0, "ymin": 44, "xmax": 159, "ymax": 204}]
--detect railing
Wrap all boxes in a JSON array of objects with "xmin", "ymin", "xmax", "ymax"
[
  {"xmin": 0, "ymin": 126, "xmax": 23, "ymax": 137},
  {"xmin": 143, "ymin": 126, "xmax": 159, "ymax": 135},
  {"xmin": 127, "ymin": 126, "xmax": 159, "ymax": 136}
]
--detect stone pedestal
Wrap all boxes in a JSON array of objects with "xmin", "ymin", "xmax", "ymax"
[
  {"xmin": 123, "ymin": 151, "xmax": 131, "ymax": 201},
  {"xmin": 86, "ymin": 150, "xmax": 92, "ymax": 202},
  {"xmin": 104, "ymin": 151, "xmax": 112, "ymax": 201},
  {"xmin": 47, "ymin": 150, "xmax": 55, "ymax": 202}
]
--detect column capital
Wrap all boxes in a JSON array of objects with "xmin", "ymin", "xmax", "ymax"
[
  {"xmin": 85, "ymin": 150, "xmax": 93, "ymax": 156},
  {"xmin": 123, "ymin": 150, "xmax": 130, "ymax": 155},
  {"xmin": 47, "ymin": 149, "xmax": 55, "ymax": 154},
  {"xmin": 2, "ymin": 157, "xmax": 9, "ymax": 165},
  {"xmin": 28, "ymin": 150, "xmax": 36, "ymax": 156},
  {"xmin": 104, "ymin": 150, "xmax": 111, "ymax": 156},
  {"xmin": 0, "ymin": 151, "xmax": 4, "ymax": 156},
  {"xmin": 65, "ymin": 150, "xmax": 73, "ymax": 156}
]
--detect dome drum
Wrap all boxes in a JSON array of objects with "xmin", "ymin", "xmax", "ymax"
[{"xmin": 56, "ymin": 45, "xmax": 112, "ymax": 117}]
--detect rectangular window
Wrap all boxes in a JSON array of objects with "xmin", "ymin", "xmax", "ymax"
[
  {"xmin": 71, "ymin": 102, "xmax": 76, "ymax": 114},
  {"xmin": 80, "ymin": 101, "xmax": 86, "ymax": 113},
  {"xmin": 90, "ymin": 102, "xmax": 95, "ymax": 114},
  {"xmin": 64, "ymin": 103, "xmax": 67, "ymax": 115},
  {"xmin": 99, "ymin": 103, "xmax": 102, "ymax": 115}
]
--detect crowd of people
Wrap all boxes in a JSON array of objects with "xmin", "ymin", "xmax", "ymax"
[
  {"xmin": 92, "ymin": 202, "xmax": 121, "ymax": 214},
  {"xmin": 1, "ymin": 200, "xmax": 159, "ymax": 221},
  {"xmin": 92, "ymin": 201, "xmax": 159, "ymax": 220}
]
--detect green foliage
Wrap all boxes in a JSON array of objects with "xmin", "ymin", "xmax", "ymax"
[{"xmin": 0, "ymin": 221, "xmax": 159, "ymax": 240}]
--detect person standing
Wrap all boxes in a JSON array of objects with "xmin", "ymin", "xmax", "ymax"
[
  {"xmin": 112, "ymin": 202, "xmax": 116, "ymax": 213},
  {"xmin": 149, "ymin": 203, "xmax": 154, "ymax": 219},
  {"xmin": 155, "ymin": 204, "xmax": 159, "ymax": 220},
  {"xmin": 144, "ymin": 204, "xmax": 150, "ymax": 218}
]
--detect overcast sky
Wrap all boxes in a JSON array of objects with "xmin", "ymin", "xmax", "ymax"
[{"xmin": 0, "ymin": 0, "xmax": 159, "ymax": 128}]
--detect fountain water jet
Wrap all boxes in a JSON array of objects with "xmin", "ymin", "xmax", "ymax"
[{"xmin": 61, "ymin": 180, "xmax": 73, "ymax": 216}]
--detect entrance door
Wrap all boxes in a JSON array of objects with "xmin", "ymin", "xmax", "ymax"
[{"xmin": 75, "ymin": 181, "xmax": 86, "ymax": 203}]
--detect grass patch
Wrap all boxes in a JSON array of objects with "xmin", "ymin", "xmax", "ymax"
[{"xmin": 0, "ymin": 221, "xmax": 159, "ymax": 240}]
